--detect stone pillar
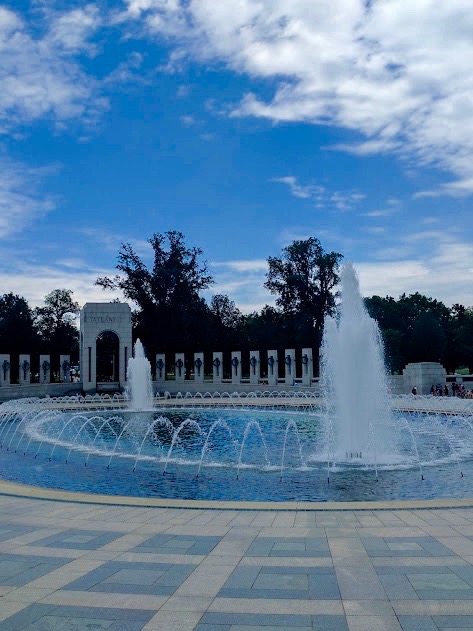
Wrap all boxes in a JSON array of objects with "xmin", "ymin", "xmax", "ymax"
[
  {"xmin": 19, "ymin": 354, "xmax": 31, "ymax": 385},
  {"xmin": 267, "ymin": 350, "xmax": 278, "ymax": 387},
  {"xmin": 60, "ymin": 355, "xmax": 71, "ymax": 382},
  {"xmin": 194, "ymin": 352, "xmax": 204, "ymax": 384},
  {"xmin": 301, "ymin": 348, "xmax": 313, "ymax": 387},
  {"xmin": 40, "ymin": 355, "xmax": 51, "ymax": 384},
  {"xmin": 213, "ymin": 352, "xmax": 223, "ymax": 384},
  {"xmin": 402, "ymin": 362, "xmax": 447, "ymax": 395},
  {"xmin": 249, "ymin": 351, "xmax": 260, "ymax": 386},
  {"xmin": 284, "ymin": 349, "xmax": 296, "ymax": 386},
  {"xmin": 0, "ymin": 354, "xmax": 10, "ymax": 386},
  {"xmin": 231, "ymin": 351, "xmax": 242, "ymax": 384},
  {"xmin": 174, "ymin": 353, "xmax": 185, "ymax": 384},
  {"xmin": 155, "ymin": 354, "xmax": 166, "ymax": 382}
]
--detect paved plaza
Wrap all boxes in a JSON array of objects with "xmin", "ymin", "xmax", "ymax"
[{"xmin": 3, "ymin": 495, "xmax": 473, "ymax": 629}]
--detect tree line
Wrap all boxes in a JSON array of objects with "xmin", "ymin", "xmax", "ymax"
[
  {"xmin": 0, "ymin": 289, "xmax": 79, "ymax": 381},
  {"xmin": 1, "ymin": 231, "xmax": 472, "ymax": 379}
]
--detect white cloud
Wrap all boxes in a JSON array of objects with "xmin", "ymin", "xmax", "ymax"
[
  {"xmin": 103, "ymin": 52, "xmax": 149, "ymax": 86},
  {"xmin": 0, "ymin": 257, "xmax": 122, "ymax": 308},
  {"xmin": 357, "ymin": 232, "xmax": 473, "ymax": 306},
  {"xmin": 47, "ymin": 4, "xmax": 101, "ymax": 54},
  {"xmin": 122, "ymin": 0, "xmax": 473, "ymax": 195},
  {"xmin": 0, "ymin": 5, "xmax": 106, "ymax": 132},
  {"xmin": 209, "ymin": 259, "xmax": 273, "ymax": 313},
  {"xmin": 77, "ymin": 228, "xmax": 152, "ymax": 257},
  {"xmin": 213, "ymin": 259, "xmax": 268, "ymax": 273},
  {"xmin": 180, "ymin": 114, "xmax": 197, "ymax": 127},
  {"xmin": 272, "ymin": 176, "xmax": 364, "ymax": 211},
  {"xmin": 177, "ymin": 84, "xmax": 191, "ymax": 97},
  {"xmin": 0, "ymin": 158, "xmax": 57, "ymax": 238}
]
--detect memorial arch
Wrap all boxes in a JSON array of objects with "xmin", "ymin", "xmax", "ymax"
[{"xmin": 80, "ymin": 303, "xmax": 132, "ymax": 392}]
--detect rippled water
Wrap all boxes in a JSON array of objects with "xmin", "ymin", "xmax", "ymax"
[{"xmin": 1, "ymin": 405, "xmax": 473, "ymax": 501}]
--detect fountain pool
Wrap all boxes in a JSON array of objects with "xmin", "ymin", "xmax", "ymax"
[
  {"xmin": 0, "ymin": 396, "xmax": 472, "ymax": 502},
  {"xmin": 1, "ymin": 263, "xmax": 472, "ymax": 504}
]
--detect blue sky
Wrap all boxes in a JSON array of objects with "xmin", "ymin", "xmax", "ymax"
[{"xmin": 1, "ymin": 0, "xmax": 473, "ymax": 312}]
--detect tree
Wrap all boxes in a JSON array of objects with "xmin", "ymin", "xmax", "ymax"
[
  {"xmin": 365, "ymin": 296, "xmax": 404, "ymax": 332},
  {"xmin": 209, "ymin": 294, "xmax": 244, "ymax": 351},
  {"xmin": 264, "ymin": 237, "xmax": 342, "ymax": 346},
  {"xmin": 34, "ymin": 289, "xmax": 80, "ymax": 356},
  {"xmin": 410, "ymin": 313, "xmax": 447, "ymax": 363},
  {"xmin": 96, "ymin": 231, "xmax": 214, "ymax": 353},
  {"xmin": 0, "ymin": 293, "xmax": 38, "ymax": 353},
  {"xmin": 452, "ymin": 307, "xmax": 473, "ymax": 373}
]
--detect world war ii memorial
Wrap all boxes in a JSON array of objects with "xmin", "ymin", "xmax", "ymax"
[{"xmin": 2, "ymin": 2, "xmax": 473, "ymax": 630}]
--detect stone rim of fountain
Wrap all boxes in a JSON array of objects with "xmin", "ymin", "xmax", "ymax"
[{"xmin": 1, "ymin": 476, "xmax": 473, "ymax": 510}]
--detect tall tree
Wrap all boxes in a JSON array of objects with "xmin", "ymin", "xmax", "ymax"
[
  {"xmin": 34, "ymin": 289, "xmax": 80, "ymax": 356},
  {"xmin": 209, "ymin": 294, "xmax": 244, "ymax": 350},
  {"xmin": 0, "ymin": 293, "xmax": 38, "ymax": 353},
  {"xmin": 96, "ymin": 231, "xmax": 214, "ymax": 353},
  {"xmin": 264, "ymin": 237, "xmax": 342, "ymax": 347},
  {"xmin": 452, "ymin": 306, "xmax": 473, "ymax": 373}
]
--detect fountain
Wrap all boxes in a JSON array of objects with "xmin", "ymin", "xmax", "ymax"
[
  {"xmin": 0, "ymin": 263, "xmax": 473, "ymax": 502},
  {"xmin": 127, "ymin": 339, "xmax": 153, "ymax": 411},
  {"xmin": 321, "ymin": 262, "xmax": 392, "ymax": 464}
]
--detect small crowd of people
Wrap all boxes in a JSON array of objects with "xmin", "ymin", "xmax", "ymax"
[{"xmin": 411, "ymin": 383, "xmax": 473, "ymax": 397}]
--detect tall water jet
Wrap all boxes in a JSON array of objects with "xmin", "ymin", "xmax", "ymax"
[
  {"xmin": 321, "ymin": 262, "xmax": 392, "ymax": 462},
  {"xmin": 127, "ymin": 339, "xmax": 153, "ymax": 410}
]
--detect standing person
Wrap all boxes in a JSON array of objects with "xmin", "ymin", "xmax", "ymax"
[
  {"xmin": 411, "ymin": 386, "xmax": 417, "ymax": 395},
  {"xmin": 444, "ymin": 384, "xmax": 449, "ymax": 396},
  {"xmin": 430, "ymin": 384, "xmax": 436, "ymax": 396}
]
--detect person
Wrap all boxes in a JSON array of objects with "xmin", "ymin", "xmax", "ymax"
[
  {"xmin": 411, "ymin": 386, "xmax": 417, "ymax": 395},
  {"xmin": 444, "ymin": 384, "xmax": 449, "ymax": 396},
  {"xmin": 430, "ymin": 384, "xmax": 435, "ymax": 396}
]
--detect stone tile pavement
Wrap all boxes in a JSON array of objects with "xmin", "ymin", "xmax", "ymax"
[{"xmin": 3, "ymin": 496, "xmax": 473, "ymax": 629}]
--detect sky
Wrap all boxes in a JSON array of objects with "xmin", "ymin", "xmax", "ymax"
[{"xmin": 1, "ymin": 0, "xmax": 473, "ymax": 313}]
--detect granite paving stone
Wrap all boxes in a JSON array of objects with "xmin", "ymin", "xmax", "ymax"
[{"xmin": 3, "ymin": 494, "xmax": 473, "ymax": 629}]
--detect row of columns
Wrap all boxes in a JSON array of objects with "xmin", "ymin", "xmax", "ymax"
[
  {"xmin": 0, "ymin": 354, "xmax": 72, "ymax": 386},
  {"xmin": 155, "ymin": 349, "xmax": 315, "ymax": 386}
]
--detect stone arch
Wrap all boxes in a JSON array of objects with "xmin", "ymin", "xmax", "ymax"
[{"xmin": 80, "ymin": 303, "xmax": 132, "ymax": 393}]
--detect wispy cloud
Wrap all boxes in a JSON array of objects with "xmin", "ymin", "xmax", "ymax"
[
  {"xmin": 121, "ymin": 0, "xmax": 473, "ymax": 196},
  {"xmin": 0, "ymin": 5, "xmax": 106, "ymax": 133},
  {"xmin": 77, "ymin": 228, "xmax": 152, "ymax": 257},
  {"xmin": 272, "ymin": 176, "xmax": 364, "ymax": 211},
  {"xmin": 0, "ymin": 158, "xmax": 58, "ymax": 238},
  {"xmin": 103, "ymin": 52, "xmax": 150, "ymax": 87},
  {"xmin": 180, "ymin": 114, "xmax": 197, "ymax": 127},
  {"xmin": 210, "ymin": 259, "xmax": 273, "ymax": 313},
  {"xmin": 0, "ymin": 257, "xmax": 122, "ymax": 308},
  {"xmin": 213, "ymin": 259, "xmax": 268, "ymax": 273},
  {"xmin": 357, "ymin": 232, "xmax": 473, "ymax": 306}
]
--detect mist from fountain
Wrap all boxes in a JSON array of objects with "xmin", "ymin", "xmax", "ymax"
[
  {"xmin": 127, "ymin": 339, "xmax": 153, "ymax": 411},
  {"xmin": 321, "ymin": 262, "xmax": 392, "ymax": 464}
]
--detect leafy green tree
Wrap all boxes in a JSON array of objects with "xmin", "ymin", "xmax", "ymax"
[
  {"xmin": 209, "ymin": 294, "xmax": 244, "ymax": 351},
  {"xmin": 409, "ymin": 313, "xmax": 447, "ymax": 363},
  {"xmin": 96, "ymin": 231, "xmax": 214, "ymax": 355},
  {"xmin": 0, "ymin": 293, "xmax": 38, "ymax": 353},
  {"xmin": 264, "ymin": 237, "xmax": 342, "ymax": 349},
  {"xmin": 382, "ymin": 328, "xmax": 405, "ymax": 374},
  {"xmin": 243, "ymin": 306, "xmax": 284, "ymax": 348},
  {"xmin": 34, "ymin": 289, "xmax": 80, "ymax": 354},
  {"xmin": 452, "ymin": 306, "xmax": 473, "ymax": 373},
  {"xmin": 0, "ymin": 293, "xmax": 39, "ymax": 383},
  {"xmin": 365, "ymin": 296, "xmax": 404, "ymax": 331}
]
